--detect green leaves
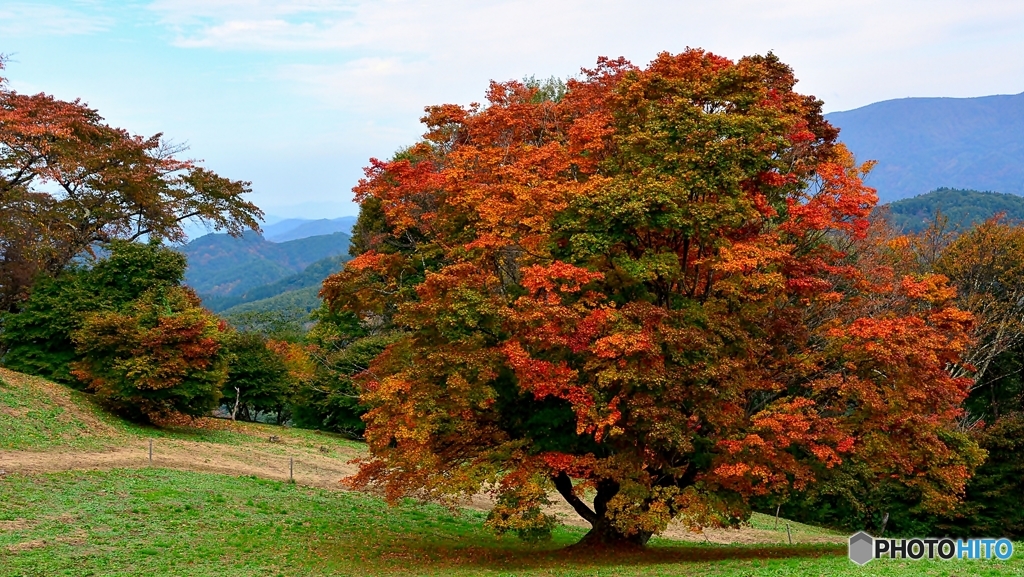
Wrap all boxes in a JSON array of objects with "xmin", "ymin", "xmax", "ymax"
[
  {"xmin": 0, "ymin": 240, "xmax": 187, "ymax": 385},
  {"xmin": 326, "ymin": 49, "xmax": 967, "ymax": 548},
  {"xmin": 1, "ymin": 241, "xmax": 229, "ymax": 422}
]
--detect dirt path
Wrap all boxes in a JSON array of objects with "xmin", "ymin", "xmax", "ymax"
[{"xmin": 0, "ymin": 439, "xmax": 361, "ymax": 491}]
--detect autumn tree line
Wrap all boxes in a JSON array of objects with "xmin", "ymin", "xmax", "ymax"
[{"xmin": 2, "ymin": 52, "xmax": 1023, "ymax": 547}]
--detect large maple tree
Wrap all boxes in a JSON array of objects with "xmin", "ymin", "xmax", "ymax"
[{"xmin": 323, "ymin": 51, "xmax": 977, "ymax": 546}]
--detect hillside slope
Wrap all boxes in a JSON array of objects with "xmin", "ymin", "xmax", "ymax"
[
  {"xmin": 220, "ymin": 286, "xmax": 321, "ymax": 325},
  {"xmin": 880, "ymin": 188, "xmax": 1024, "ymax": 233},
  {"xmin": 179, "ymin": 231, "xmax": 350, "ymax": 299},
  {"xmin": 826, "ymin": 92, "xmax": 1024, "ymax": 202},
  {"xmin": 0, "ymin": 366, "xmax": 362, "ymax": 472},
  {"xmin": 202, "ymin": 254, "xmax": 346, "ymax": 313},
  {"xmin": 0, "ymin": 367, "xmax": 845, "ymax": 552}
]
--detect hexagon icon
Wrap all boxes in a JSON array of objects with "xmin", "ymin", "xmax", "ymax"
[{"xmin": 849, "ymin": 531, "xmax": 874, "ymax": 565}]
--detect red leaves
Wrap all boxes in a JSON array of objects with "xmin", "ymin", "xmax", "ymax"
[
  {"xmin": 70, "ymin": 286, "xmax": 229, "ymax": 420},
  {"xmin": 324, "ymin": 49, "xmax": 981, "ymax": 538},
  {"xmin": 780, "ymin": 160, "xmax": 876, "ymax": 238},
  {"xmin": 353, "ymin": 154, "xmax": 445, "ymax": 236},
  {"xmin": 520, "ymin": 262, "xmax": 604, "ymax": 299},
  {"xmin": 1, "ymin": 64, "xmax": 260, "ymax": 311}
]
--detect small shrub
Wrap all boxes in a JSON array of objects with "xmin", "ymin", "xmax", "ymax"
[{"xmin": 71, "ymin": 286, "xmax": 229, "ymax": 422}]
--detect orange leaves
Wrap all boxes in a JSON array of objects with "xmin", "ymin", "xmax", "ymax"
[
  {"xmin": 592, "ymin": 332, "xmax": 657, "ymax": 360},
  {"xmin": 70, "ymin": 286, "xmax": 229, "ymax": 420},
  {"xmin": 541, "ymin": 452, "xmax": 597, "ymax": 477},
  {"xmin": 715, "ymin": 238, "xmax": 789, "ymax": 275},
  {"xmin": 900, "ymin": 274, "xmax": 957, "ymax": 304},
  {"xmin": 710, "ymin": 396, "xmax": 853, "ymax": 495},
  {"xmin": 265, "ymin": 339, "xmax": 315, "ymax": 381},
  {"xmin": 779, "ymin": 151, "xmax": 877, "ymax": 240},
  {"xmin": 502, "ymin": 340, "xmax": 588, "ymax": 405},
  {"xmin": 353, "ymin": 154, "xmax": 445, "ymax": 236},
  {"xmin": 1, "ymin": 65, "xmax": 260, "ymax": 312},
  {"xmin": 320, "ymin": 250, "xmax": 417, "ymax": 318},
  {"xmin": 328, "ymin": 49, "xmax": 983, "ymax": 542},
  {"xmin": 520, "ymin": 262, "xmax": 604, "ymax": 299}
]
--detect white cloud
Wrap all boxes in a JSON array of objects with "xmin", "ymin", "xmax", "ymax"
[
  {"xmin": 0, "ymin": 3, "xmax": 113, "ymax": 37},
  {"xmin": 146, "ymin": 0, "xmax": 1024, "ymax": 113}
]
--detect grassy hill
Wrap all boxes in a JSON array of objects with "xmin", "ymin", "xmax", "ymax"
[
  {"xmin": 0, "ymin": 368, "xmax": 895, "ymax": 576},
  {"xmin": 879, "ymin": 187, "xmax": 1024, "ymax": 233},
  {"xmin": 0, "ymin": 367, "xmax": 361, "ymax": 455},
  {"xmin": 178, "ymin": 231, "xmax": 350, "ymax": 304}
]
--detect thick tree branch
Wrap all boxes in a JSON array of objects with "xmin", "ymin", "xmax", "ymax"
[{"xmin": 552, "ymin": 472, "xmax": 597, "ymax": 525}]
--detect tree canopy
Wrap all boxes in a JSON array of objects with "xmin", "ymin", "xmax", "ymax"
[
  {"xmin": 0, "ymin": 240, "xmax": 188, "ymax": 384},
  {"xmin": 321, "ymin": 51, "xmax": 977, "ymax": 547},
  {"xmin": 72, "ymin": 284, "xmax": 229, "ymax": 421},
  {"xmin": 0, "ymin": 57, "xmax": 261, "ymax": 312}
]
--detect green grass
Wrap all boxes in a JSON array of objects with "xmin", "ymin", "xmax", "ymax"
[
  {"xmin": 1, "ymin": 469, "xmax": 1020, "ymax": 576},
  {"xmin": 0, "ymin": 374, "xmax": 96, "ymax": 450},
  {"xmin": 3, "ymin": 369, "xmax": 1022, "ymax": 575},
  {"xmin": 0, "ymin": 369, "xmax": 360, "ymax": 453},
  {"xmin": 746, "ymin": 511, "xmax": 842, "ymax": 539}
]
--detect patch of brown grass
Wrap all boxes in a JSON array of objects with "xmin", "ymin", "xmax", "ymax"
[
  {"xmin": 6, "ymin": 539, "xmax": 48, "ymax": 552},
  {"xmin": 0, "ymin": 518, "xmax": 36, "ymax": 532}
]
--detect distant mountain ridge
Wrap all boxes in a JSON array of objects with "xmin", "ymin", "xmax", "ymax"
[
  {"xmin": 262, "ymin": 217, "xmax": 358, "ymax": 243},
  {"xmin": 825, "ymin": 92, "xmax": 1024, "ymax": 202},
  {"xmin": 220, "ymin": 286, "xmax": 322, "ymax": 324},
  {"xmin": 178, "ymin": 231, "xmax": 350, "ymax": 304}
]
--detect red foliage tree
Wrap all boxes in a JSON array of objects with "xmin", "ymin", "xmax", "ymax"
[{"xmin": 323, "ymin": 51, "xmax": 977, "ymax": 547}]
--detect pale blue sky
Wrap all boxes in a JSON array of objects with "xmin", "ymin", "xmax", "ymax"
[{"xmin": 3, "ymin": 1, "xmax": 1023, "ymax": 219}]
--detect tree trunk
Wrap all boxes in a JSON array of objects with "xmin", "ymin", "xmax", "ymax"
[
  {"xmin": 573, "ymin": 517, "xmax": 652, "ymax": 549},
  {"xmin": 553, "ymin": 473, "xmax": 653, "ymax": 549},
  {"xmin": 231, "ymin": 387, "xmax": 241, "ymax": 421}
]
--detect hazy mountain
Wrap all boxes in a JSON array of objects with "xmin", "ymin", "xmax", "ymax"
[
  {"xmin": 201, "ymin": 254, "xmax": 347, "ymax": 313},
  {"xmin": 267, "ymin": 217, "xmax": 358, "ymax": 243},
  {"xmin": 179, "ymin": 231, "xmax": 350, "ymax": 300},
  {"xmin": 879, "ymin": 188, "xmax": 1024, "ymax": 233},
  {"xmin": 261, "ymin": 218, "xmax": 314, "ymax": 239},
  {"xmin": 260, "ymin": 201, "xmax": 358, "ymax": 220},
  {"xmin": 826, "ymin": 92, "xmax": 1024, "ymax": 202}
]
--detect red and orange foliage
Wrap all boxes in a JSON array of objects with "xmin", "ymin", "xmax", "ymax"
[
  {"xmin": 71, "ymin": 286, "xmax": 230, "ymax": 422},
  {"xmin": 934, "ymin": 217, "xmax": 1024, "ymax": 386},
  {"xmin": 266, "ymin": 339, "xmax": 316, "ymax": 383},
  {"xmin": 323, "ymin": 51, "xmax": 977, "ymax": 546}
]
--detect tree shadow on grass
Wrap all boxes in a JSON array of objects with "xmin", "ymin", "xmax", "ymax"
[{"xmin": 314, "ymin": 536, "xmax": 846, "ymax": 575}]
